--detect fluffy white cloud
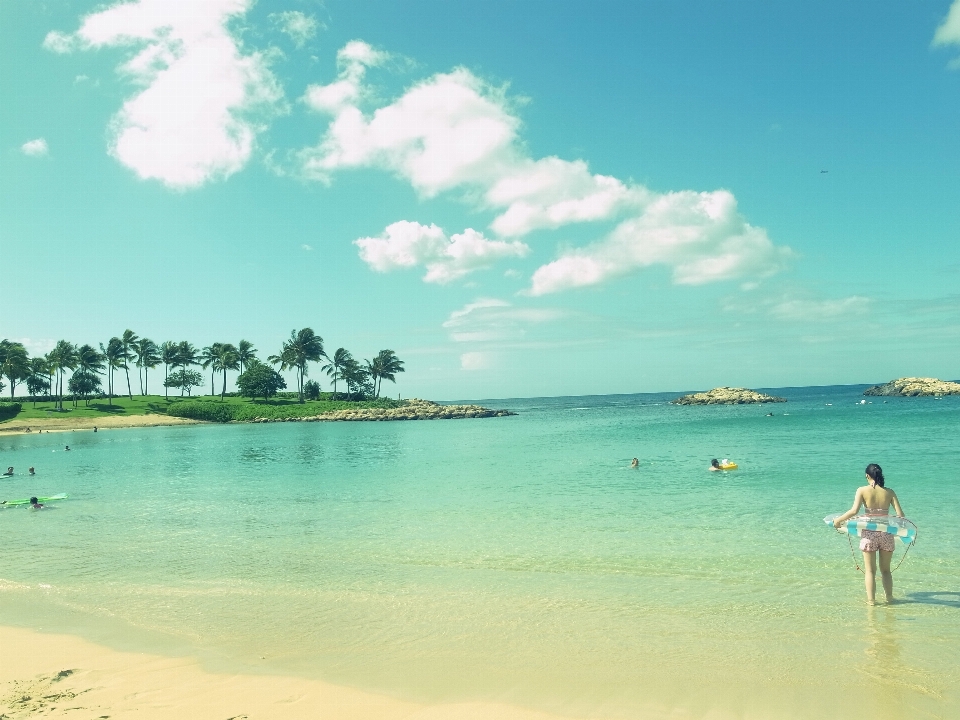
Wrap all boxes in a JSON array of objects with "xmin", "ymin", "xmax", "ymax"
[
  {"xmin": 44, "ymin": 0, "xmax": 284, "ymax": 189},
  {"xmin": 355, "ymin": 221, "xmax": 529, "ymax": 284},
  {"xmin": 21, "ymin": 138, "xmax": 49, "ymax": 156},
  {"xmin": 934, "ymin": 0, "xmax": 960, "ymax": 46},
  {"xmin": 302, "ymin": 41, "xmax": 791, "ymax": 292},
  {"xmin": 769, "ymin": 296, "xmax": 870, "ymax": 321},
  {"xmin": 528, "ymin": 190, "xmax": 791, "ymax": 295},
  {"xmin": 271, "ymin": 11, "xmax": 319, "ymax": 48},
  {"xmin": 460, "ymin": 351, "xmax": 491, "ymax": 371}
]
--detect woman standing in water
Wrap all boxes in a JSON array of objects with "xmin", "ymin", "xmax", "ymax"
[{"xmin": 833, "ymin": 464, "xmax": 905, "ymax": 605}]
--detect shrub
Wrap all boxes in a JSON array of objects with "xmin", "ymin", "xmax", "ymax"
[
  {"xmin": 0, "ymin": 402, "xmax": 22, "ymax": 421},
  {"xmin": 165, "ymin": 401, "xmax": 238, "ymax": 423},
  {"xmin": 303, "ymin": 380, "xmax": 320, "ymax": 400},
  {"xmin": 237, "ymin": 361, "xmax": 286, "ymax": 400}
]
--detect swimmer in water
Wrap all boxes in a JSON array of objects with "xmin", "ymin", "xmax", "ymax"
[
  {"xmin": 30, "ymin": 497, "xmax": 43, "ymax": 510},
  {"xmin": 630, "ymin": 458, "xmax": 639, "ymax": 468},
  {"xmin": 709, "ymin": 459, "xmax": 721, "ymax": 471},
  {"xmin": 3, "ymin": 467, "xmax": 13, "ymax": 477},
  {"xmin": 64, "ymin": 445, "xmax": 70, "ymax": 451},
  {"xmin": 28, "ymin": 467, "xmax": 35, "ymax": 475}
]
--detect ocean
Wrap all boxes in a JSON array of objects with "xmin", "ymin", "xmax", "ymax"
[{"xmin": 1, "ymin": 385, "xmax": 958, "ymax": 719}]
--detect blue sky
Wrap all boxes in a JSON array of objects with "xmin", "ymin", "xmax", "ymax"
[{"xmin": 2, "ymin": 0, "xmax": 959, "ymax": 399}]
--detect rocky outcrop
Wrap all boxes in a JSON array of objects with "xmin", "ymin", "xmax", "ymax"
[
  {"xmin": 247, "ymin": 399, "xmax": 516, "ymax": 423},
  {"xmin": 671, "ymin": 387, "xmax": 787, "ymax": 405},
  {"xmin": 863, "ymin": 377, "xmax": 960, "ymax": 397}
]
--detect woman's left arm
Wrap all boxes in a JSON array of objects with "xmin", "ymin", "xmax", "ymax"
[{"xmin": 833, "ymin": 488, "xmax": 864, "ymax": 528}]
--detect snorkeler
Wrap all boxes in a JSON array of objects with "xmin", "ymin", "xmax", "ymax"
[
  {"xmin": 630, "ymin": 458, "xmax": 639, "ymax": 468},
  {"xmin": 30, "ymin": 497, "xmax": 43, "ymax": 510},
  {"xmin": 2, "ymin": 467, "xmax": 13, "ymax": 477}
]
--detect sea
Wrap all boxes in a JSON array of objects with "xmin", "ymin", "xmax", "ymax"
[{"xmin": 1, "ymin": 384, "xmax": 958, "ymax": 719}]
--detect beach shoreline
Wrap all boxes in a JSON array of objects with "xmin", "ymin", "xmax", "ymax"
[
  {"xmin": 0, "ymin": 414, "xmax": 200, "ymax": 435},
  {"xmin": 0, "ymin": 625, "xmax": 569, "ymax": 720}
]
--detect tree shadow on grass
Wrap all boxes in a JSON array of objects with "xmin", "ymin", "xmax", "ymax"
[
  {"xmin": 900, "ymin": 591, "xmax": 960, "ymax": 608},
  {"xmin": 87, "ymin": 403, "xmax": 127, "ymax": 414}
]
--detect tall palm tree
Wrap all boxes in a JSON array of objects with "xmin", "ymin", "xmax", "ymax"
[
  {"xmin": 200, "ymin": 344, "xmax": 221, "ymax": 396},
  {"xmin": 100, "ymin": 337, "xmax": 125, "ymax": 406},
  {"xmin": 214, "ymin": 343, "xmax": 240, "ymax": 398},
  {"xmin": 73, "ymin": 344, "xmax": 105, "ymax": 406},
  {"xmin": 174, "ymin": 342, "xmax": 200, "ymax": 396},
  {"xmin": 270, "ymin": 328, "xmax": 326, "ymax": 403},
  {"xmin": 373, "ymin": 349, "xmax": 405, "ymax": 398},
  {"xmin": 0, "ymin": 340, "xmax": 30, "ymax": 398},
  {"xmin": 236, "ymin": 340, "xmax": 257, "ymax": 376},
  {"xmin": 27, "ymin": 357, "xmax": 50, "ymax": 406},
  {"xmin": 322, "ymin": 348, "xmax": 352, "ymax": 399},
  {"xmin": 160, "ymin": 341, "xmax": 178, "ymax": 399},
  {"xmin": 133, "ymin": 338, "xmax": 160, "ymax": 395},
  {"xmin": 119, "ymin": 329, "xmax": 138, "ymax": 400},
  {"xmin": 47, "ymin": 340, "xmax": 79, "ymax": 410}
]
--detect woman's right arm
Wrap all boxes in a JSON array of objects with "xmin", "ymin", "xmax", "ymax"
[{"xmin": 890, "ymin": 489, "xmax": 904, "ymax": 517}]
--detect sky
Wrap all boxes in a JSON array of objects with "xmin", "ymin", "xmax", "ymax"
[{"xmin": 2, "ymin": 0, "xmax": 959, "ymax": 400}]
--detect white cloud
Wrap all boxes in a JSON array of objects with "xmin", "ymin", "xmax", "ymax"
[
  {"xmin": 301, "ymin": 244, "xmax": 312, "ymax": 251},
  {"xmin": 271, "ymin": 11, "xmax": 319, "ymax": 48},
  {"xmin": 300, "ymin": 42, "xmax": 792, "ymax": 292},
  {"xmin": 21, "ymin": 138, "xmax": 49, "ymax": 156},
  {"xmin": 443, "ymin": 298, "xmax": 566, "ymax": 342},
  {"xmin": 355, "ymin": 221, "xmax": 529, "ymax": 284},
  {"xmin": 460, "ymin": 352, "xmax": 490, "ymax": 371},
  {"xmin": 74, "ymin": 74, "xmax": 90, "ymax": 83},
  {"xmin": 528, "ymin": 190, "xmax": 792, "ymax": 295},
  {"xmin": 14, "ymin": 338, "xmax": 56, "ymax": 357},
  {"xmin": 769, "ymin": 296, "xmax": 870, "ymax": 321},
  {"xmin": 933, "ymin": 1, "xmax": 960, "ymax": 47},
  {"xmin": 44, "ymin": 0, "xmax": 285, "ymax": 189}
]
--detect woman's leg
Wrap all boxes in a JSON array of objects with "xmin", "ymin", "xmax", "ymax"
[
  {"xmin": 878, "ymin": 550, "xmax": 894, "ymax": 602},
  {"xmin": 862, "ymin": 550, "xmax": 878, "ymax": 604}
]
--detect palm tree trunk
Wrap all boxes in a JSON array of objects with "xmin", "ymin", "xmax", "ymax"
[
  {"xmin": 210, "ymin": 370, "xmax": 214, "ymax": 397},
  {"xmin": 221, "ymin": 369, "xmax": 227, "ymax": 399},
  {"xmin": 164, "ymin": 364, "xmax": 168, "ymax": 399},
  {"xmin": 145, "ymin": 366, "xmax": 149, "ymax": 396},
  {"xmin": 125, "ymin": 364, "xmax": 132, "ymax": 399}
]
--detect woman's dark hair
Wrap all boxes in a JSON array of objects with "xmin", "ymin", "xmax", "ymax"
[
  {"xmin": 711, "ymin": 459, "xmax": 720, "ymax": 468},
  {"xmin": 30, "ymin": 497, "xmax": 38, "ymax": 504},
  {"xmin": 865, "ymin": 463, "xmax": 885, "ymax": 488}
]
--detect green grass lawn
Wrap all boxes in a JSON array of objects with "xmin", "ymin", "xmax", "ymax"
[{"xmin": 5, "ymin": 394, "xmax": 404, "ymax": 423}]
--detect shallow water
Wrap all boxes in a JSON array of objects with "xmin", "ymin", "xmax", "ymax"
[{"xmin": 2, "ymin": 386, "xmax": 959, "ymax": 719}]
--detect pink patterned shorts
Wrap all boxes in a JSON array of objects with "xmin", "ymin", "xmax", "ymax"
[{"xmin": 860, "ymin": 529, "xmax": 895, "ymax": 553}]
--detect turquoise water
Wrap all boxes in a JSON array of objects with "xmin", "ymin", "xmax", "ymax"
[{"xmin": 2, "ymin": 386, "xmax": 959, "ymax": 719}]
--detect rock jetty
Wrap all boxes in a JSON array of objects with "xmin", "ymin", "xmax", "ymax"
[
  {"xmin": 863, "ymin": 377, "xmax": 960, "ymax": 397},
  {"xmin": 671, "ymin": 387, "xmax": 787, "ymax": 405},
  {"xmin": 248, "ymin": 398, "xmax": 516, "ymax": 423}
]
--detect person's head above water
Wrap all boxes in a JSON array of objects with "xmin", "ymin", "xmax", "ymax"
[
  {"xmin": 711, "ymin": 459, "xmax": 720, "ymax": 468},
  {"xmin": 30, "ymin": 497, "xmax": 39, "ymax": 505},
  {"xmin": 865, "ymin": 463, "xmax": 885, "ymax": 488}
]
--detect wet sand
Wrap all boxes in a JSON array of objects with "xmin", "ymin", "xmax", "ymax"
[
  {"xmin": 0, "ymin": 625, "xmax": 569, "ymax": 720},
  {"xmin": 0, "ymin": 415, "xmax": 199, "ymax": 435}
]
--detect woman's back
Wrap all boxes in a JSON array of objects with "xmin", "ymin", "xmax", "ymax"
[{"xmin": 861, "ymin": 485, "xmax": 895, "ymax": 514}]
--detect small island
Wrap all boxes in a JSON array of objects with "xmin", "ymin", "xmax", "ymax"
[
  {"xmin": 863, "ymin": 377, "xmax": 960, "ymax": 397},
  {"xmin": 671, "ymin": 387, "xmax": 787, "ymax": 405}
]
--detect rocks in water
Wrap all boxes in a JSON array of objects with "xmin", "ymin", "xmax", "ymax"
[
  {"xmin": 863, "ymin": 377, "xmax": 960, "ymax": 397},
  {"xmin": 671, "ymin": 387, "xmax": 787, "ymax": 405},
  {"xmin": 249, "ymin": 399, "xmax": 515, "ymax": 423}
]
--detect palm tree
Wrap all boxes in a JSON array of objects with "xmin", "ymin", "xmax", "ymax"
[
  {"xmin": 119, "ymin": 329, "xmax": 138, "ymax": 400},
  {"xmin": 26, "ymin": 357, "xmax": 50, "ymax": 406},
  {"xmin": 47, "ymin": 340, "xmax": 79, "ymax": 410},
  {"xmin": 174, "ymin": 342, "xmax": 200, "ymax": 396},
  {"xmin": 100, "ymin": 337, "xmax": 125, "ymax": 406},
  {"xmin": 236, "ymin": 340, "xmax": 257, "ymax": 376},
  {"xmin": 200, "ymin": 344, "xmax": 221, "ymax": 396},
  {"xmin": 133, "ymin": 338, "xmax": 160, "ymax": 395},
  {"xmin": 0, "ymin": 340, "xmax": 30, "ymax": 398},
  {"xmin": 373, "ymin": 349, "xmax": 404, "ymax": 398},
  {"xmin": 160, "ymin": 341, "xmax": 178, "ymax": 399},
  {"xmin": 73, "ymin": 344, "xmax": 105, "ymax": 406},
  {"xmin": 270, "ymin": 328, "xmax": 326, "ymax": 403},
  {"xmin": 340, "ymin": 357, "xmax": 370, "ymax": 399},
  {"xmin": 214, "ymin": 343, "xmax": 240, "ymax": 398},
  {"xmin": 322, "ymin": 348, "xmax": 352, "ymax": 399}
]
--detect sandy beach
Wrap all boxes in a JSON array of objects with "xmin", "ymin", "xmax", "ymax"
[
  {"xmin": 0, "ymin": 625, "xmax": 568, "ymax": 720},
  {"xmin": 0, "ymin": 415, "xmax": 199, "ymax": 435}
]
